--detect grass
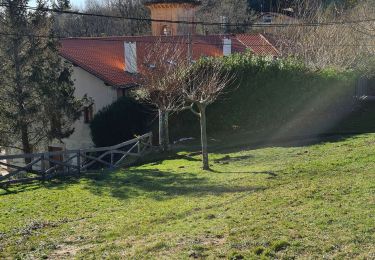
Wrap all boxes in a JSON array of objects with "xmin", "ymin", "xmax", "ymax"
[{"xmin": 1, "ymin": 133, "xmax": 375, "ymax": 258}]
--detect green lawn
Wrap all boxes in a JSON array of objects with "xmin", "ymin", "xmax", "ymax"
[{"xmin": 1, "ymin": 134, "xmax": 375, "ymax": 259}]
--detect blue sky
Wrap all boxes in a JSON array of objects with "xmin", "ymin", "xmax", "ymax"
[{"xmin": 30, "ymin": 0, "xmax": 85, "ymax": 9}]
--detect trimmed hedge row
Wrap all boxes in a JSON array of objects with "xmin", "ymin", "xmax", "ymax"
[{"xmin": 169, "ymin": 54, "xmax": 359, "ymax": 140}]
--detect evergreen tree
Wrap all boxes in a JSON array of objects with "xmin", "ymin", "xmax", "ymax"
[{"xmin": 0, "ymin": 0, "xmax": 82, "ymax": 155}]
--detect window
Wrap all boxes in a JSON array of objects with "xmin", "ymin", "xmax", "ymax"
[
  {"xmin": 117, "ymin": 88, "xmax": 129, "ymax": 98},
  {"xmin": 263, "ymin": 15, "xmax": 273, "ymax": 23},
  {"xmin": 83, "ymin": 104, "xmax": 94, "ymax": 124},
  {"xmin": 162, "ymin": 25, "xmax": 171, "ymax": 36}
]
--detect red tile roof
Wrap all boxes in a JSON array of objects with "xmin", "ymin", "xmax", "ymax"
[
  {"xmin": 236, "ymin": 34, "xmax": 280, "ymax": 56},
  {"xmin": 60, "ymin": 34, "xmax": 279, "ymax": 87}
]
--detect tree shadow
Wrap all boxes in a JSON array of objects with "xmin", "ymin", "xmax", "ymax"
[
  {"xmin": 208, "ymin": 132, "xmax": 366, "ymax": 155},
  {"xmin": 146, "ymin": 153, "xmax": 200, "ymax": 166},
  {"xmin": 0, "ymin": 175, "xmax": 83, "ymax": 196},
  {"xmin": 212, "ymin": 169, "xmax": 278, "ymax": 179},
  {"xmin": 82, "ymin": 168, "xmax": 266, "ymax": 201},
  {"xmin": 214, "ymin": 154, "xmax": 254, "ymax": 163},
  {"xmin": 158, "ymin": 131, "xmax": 367, "ymax": 159}
]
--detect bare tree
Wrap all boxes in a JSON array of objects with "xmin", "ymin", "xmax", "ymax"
[
  {"xmin": 196, "ymin": 0, "xmax": 255, "ymax": 34},
  {"xmin": 182, "ymin": 59, "xmax": 235, "ymax": 170},
  {"xmin": 349, "ymin": 0, "xmax": 375, "ymax": 73},
  {"xmin": 271, "ymin": 0, "xmax": 374, "ymax": 70},
  {"xmin": 53, "ymin": 0, "xmax": 150, "ymax": 37},
  {"xmin": 136, "ymin": 39, "xmax": 189, "ymax": 152}
]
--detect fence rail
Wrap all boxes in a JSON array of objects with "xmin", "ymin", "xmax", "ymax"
[{"xmin": 0, "ymin": 132, "xmax": 153, "ymax": 186}]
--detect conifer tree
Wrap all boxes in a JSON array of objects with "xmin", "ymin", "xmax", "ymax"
[{"xmin": 0, "ymin": 0, "xmax": 81, "ymax": 155}]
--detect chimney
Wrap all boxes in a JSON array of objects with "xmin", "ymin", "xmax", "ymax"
[
  {"xmin": 223, "ymin": 38, "xmax": 232, "ymax": 56},
  {"xmin": 124, "ymin": 42, "xmax": 137, "ymax": 73}
]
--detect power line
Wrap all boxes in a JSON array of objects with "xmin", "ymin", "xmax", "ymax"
[
  {"xmin": 1, "ymin": 3, "xmax": 375, "ymax": 28},
  {"xmin": 0, "ymin": 31, "xmax": 374, "ymax": 48}
]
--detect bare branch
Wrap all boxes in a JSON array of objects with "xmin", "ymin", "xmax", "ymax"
[{"xmin": 271, "ymin": 0, "xmax": 375, "ymax": 70}]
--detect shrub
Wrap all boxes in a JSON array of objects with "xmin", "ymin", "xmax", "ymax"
[
  {"xmin": 90, "ymin": 97, "xmax": 150, "ymax": 147},
  {"xmin": 169, "ymin": 54, "xmax": 359, "ymax": 140}
]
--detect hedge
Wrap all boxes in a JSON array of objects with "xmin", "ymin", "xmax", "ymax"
[{"xmin": 90, "ymin": 97, "xmax": 151, "ymax": 147}]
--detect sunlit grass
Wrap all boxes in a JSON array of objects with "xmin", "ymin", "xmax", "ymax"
[{"xmin": 1, "ymin": 134, "xmax": 375, "ymax": 258}]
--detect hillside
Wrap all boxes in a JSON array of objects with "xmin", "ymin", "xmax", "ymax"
[{"xmin": 1, "ymin": 133, "xmax": 375, "ymax": 258}]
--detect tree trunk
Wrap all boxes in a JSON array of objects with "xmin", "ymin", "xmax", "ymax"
[
  {"xmin": 13, "ymin": 34, "xmax": 32, "ymax": 164},
  {"xmin": 21, "ymin": 124, "xmax": 32, "ymax": 164},
  {"xmin": 198, "ymin": 104, "xmax": 209, "ymax": 170},
  {"xmin": 158, "ymin": 109, "xmax": 170, "ymax": 152}
]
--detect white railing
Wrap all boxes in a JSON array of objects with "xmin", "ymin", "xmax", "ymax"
[{"xmin": 0, "ymin": 132, "xmax": 153, "ymax": 185}]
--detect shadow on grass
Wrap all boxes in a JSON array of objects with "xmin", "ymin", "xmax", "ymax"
[
  {"xmin": 207, "ymin": 132, "xmax": 369, "ymax": 156},
  {"xmin": 147, "ymin": 153, "xmax": 200, "ymax": 166},
  {"xmin": 211, "ymin": 169, "xmax": 278, "ymax": 178},
  {"xmin": 83, "ymin": 168, "xmax": 266, "ymax": 201},
  {"xmin": 214, "ymin": 154, "xmax": 254, "ymax": 163},
  {"xmin": 0, "ymin": 175, "xmax": 82, "ymax": 196}
]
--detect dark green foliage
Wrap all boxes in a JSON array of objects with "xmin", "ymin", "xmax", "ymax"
[
  {"xmin": 170, "ymin": 53, "xmax": 358, "ymax": 141},
  {"xmin": 0, "ymin": 0, "xmax": 81, "ymax": 153},
  {"xmin": 90, "ymin": 97, "xmax": 150, "ymax": 147}
]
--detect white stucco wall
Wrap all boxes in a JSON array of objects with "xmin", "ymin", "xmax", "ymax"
[{"xmin": 63, "ymin": 66, "xmax": 118, "ymax": 150}]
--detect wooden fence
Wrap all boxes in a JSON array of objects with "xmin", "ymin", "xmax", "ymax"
[{"xmin": 0, "ymin": 132, "xmax": 153, "ymax": 186}]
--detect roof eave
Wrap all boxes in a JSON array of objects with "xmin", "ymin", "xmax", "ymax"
[{"xmin": 60, "ymin": 53, "xmax": 138, "ymax": 88}]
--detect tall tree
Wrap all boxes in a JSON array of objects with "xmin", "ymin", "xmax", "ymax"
[{"xmin": 0, "ymin": 0, "xmax": 82, "ymax": 156}]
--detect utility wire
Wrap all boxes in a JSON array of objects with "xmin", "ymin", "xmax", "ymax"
[
  {"xmin": 1, "ymin": 3, "xmax": 375, "ymax": 28},
  {"xmin": 0, "ymin": 31, "xmax": 374, "ymax": 48}
]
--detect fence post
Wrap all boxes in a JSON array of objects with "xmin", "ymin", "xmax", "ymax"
[
  {"xmin": 41, "ymin": 153, "xmax": 46, "ymax": 181},
  {"xmin": 110, "ymin": 152, "xmax": 114, "ymax": 168},
  {"xmin": 149, "ymin": 133, "xmax": 153, "ymax": 148},
  {"xmin": 137, "ymin": 141, "xmax": 141, "ymax": 155},
  {"xmin": 77, "ymin": 151, "xmax": 81, "ymax": 175}
]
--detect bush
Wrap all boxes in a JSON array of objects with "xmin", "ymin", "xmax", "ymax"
[
  {"xmin": 90, "ymin": 97, "xmax": 150, "ymax": 147},
  {"xmin": 169, "ymin": 54, "xmax": 359, "ymax": 140}
]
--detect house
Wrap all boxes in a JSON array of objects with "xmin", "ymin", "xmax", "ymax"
[
  {"xmin": 253, "ymin": 11, "xmax": 299, "ymax": 34},
  {"xmin": 60, "ymin": 0, "xmax": 280, "ymax": 150}
]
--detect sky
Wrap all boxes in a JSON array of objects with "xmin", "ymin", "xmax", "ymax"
[{"xmin": 30, "ymin": 0, "xmax": 86, "ymax": 9}]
